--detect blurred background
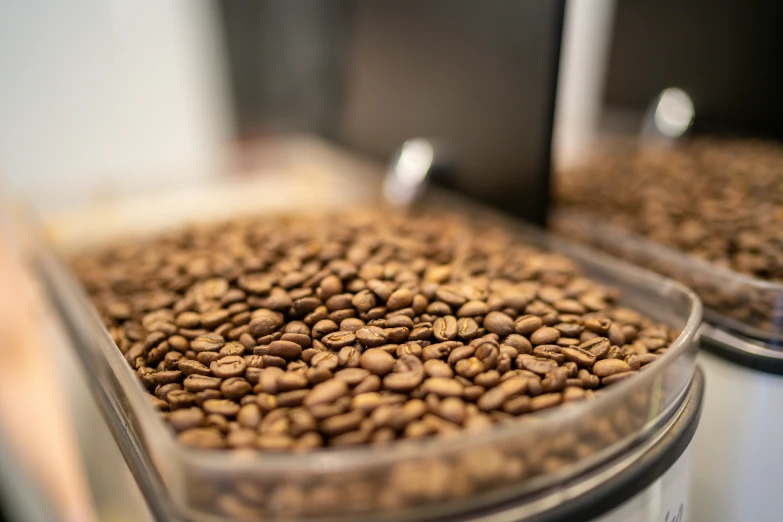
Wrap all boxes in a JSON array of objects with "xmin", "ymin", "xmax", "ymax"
[{"xmin": 0, "ymin": 0, "xmax": 781, "ymax": 521}]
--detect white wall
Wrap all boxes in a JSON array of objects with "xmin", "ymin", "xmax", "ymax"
[
  {"xmin": 0, "ymin": 0, "xmax": 233, "ymax": 214},
  {"xmin": 553, "ymin": 0, "xmax": 617, "ymax": 169}
]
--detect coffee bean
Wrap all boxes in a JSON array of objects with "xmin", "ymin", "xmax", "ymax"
[
  {"xmin": 203, "ymin": 399, "xmax": 240, "ymax": 417},
  {"xmin": 221, "ymin": 377, "xmax": 252, "ymax": 400},
  {"xmin": 184, "ymin": 375, "xmax": 222, "ymax": 392},
  {"xmin": 304, "ymin": 379, "xmax": 349, "ymax": 407},
  {"xmin": 264, "ymin": 340, "xmax": 303, "ymax": 361},
  {"xmin": 166, "ymin": 390, "xmax": 195, "ymax": 410},
  {"xmin": 386, "ymin": 288, "xmax": 413, "ymax": 311},
  {"xmin": 420, "ymin": 343, "xmax": 449, "ymax": 361},
  {"xmin": 360, "ymin": 349, "xmax": 395, "ymax": 375},
  {"xmin": 178, "ymin": 428, "xmax": 225, "ymax": 449},
  {"xmin": 446, "ymin": 345, "xmax": 473, "ymax": 365},
  {"xmin": 424, "ymin": 359, "xmax": 454, "ymax": 378},
  {"xmin": 434, "ymin": 285, "xmax": 467, "ymax": 307},
  {"xmin": 311, "ymin": 351, "xmax": 339, "ymax": 371},
  {"xmin": 312, "ymin": 319, "xmax": 339, "ymax": 339},
  {"xmin": 190, "ymin": 333, "xmax": 225, "ymax": 353},
  {"xmin": 352, "ymin": 375, "xmax": 381, "ymax": 395},
  {"xmin": 356, "ymin": 326, "xmax": 389, "ymax": 347},
  {"xmin": 280, "ymin": 333, "xmax": 311, "ymax": 348},
  {"xmin": 456, "ymin": 300, "xmax": 490, "ymax": 317},
  {"xmin": 337, "ymin": 346, "xmax": 360, "ymax": 367},
  {"xmin": 592, "ymin": 359, "xmax": 631, "ymax": 378},
  {"xmin": 530, "ymin": 327, "xmax": 560, "ymax": 345},
  {"xmin": 557, "ymin": 346, "xmax": 595, "ymax": 371},
  {"xmin": 337, "ymin": 318, "xmax": 363, "ymax": 333},
  {"xmin": 514, "ymin": 315, "xmax": 543, "ymax": 335},
  {"xmin": 383, "ymin": 371, "xmax": 424, "ymax": 392},
  {"xmin": 277, "ymin": 372, "xmax": 308, "ymax": 392},
  {"xmin": 529, "ymin": 393, "xmax": 562, "ymax": 412},
  {"xmin": 277, "ymin": 389, "xmax": 309, "ymax": 407},
  {"xmin": 517, "ymin": 356, "xmax": 558, "ymax": 376},
  {"xmin": 321, "ymin": 410, "xmax": 365, "ymax": 437},
  {"xmin": 330, "ymin": 369, "xmax": 368, "ymax": 388},
  {"xmin": 532, "ymin": 345, "xmax": 565, "ymax": 364},
  {"xmin": 474, "ymin": 370, "xmax": 500, "ymax": 389},
  {"xmin": 211, "ymin": 356, "xmax": 247, "ymax": 378},
  {"xmin": 170, "ymin": 407, "xmax": 205, "ymax": 432},
  {"xmin": 422, "ymin": 377, "xmax": 463, "ymax": 397},
  {"xmin": 237, "ymin": 404, "xmax": 262, "ymax": 429},
  {"xmin": 484, "ymin": 311, "xmax": 515, "ymax": 336},
  {"xmin": 219, "ymin": 342, "xmax": 246, "ymax": 357},
  {"xmin": 322, "ymin": 331, "xmax": 356, "ymax": 350}
]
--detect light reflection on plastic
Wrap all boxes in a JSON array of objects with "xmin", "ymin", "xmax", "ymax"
[
  {"xmin": 384, "ymin": 138, "xmax": 434, "ymax": 207},
  {"xmin": 653, "ymin": 88, "xmax": 695, "ymax": 138}
]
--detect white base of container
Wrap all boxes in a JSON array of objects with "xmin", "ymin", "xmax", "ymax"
[{"xmin": 691, "ymin": 327, "xmax": 783, "ymax": 522}]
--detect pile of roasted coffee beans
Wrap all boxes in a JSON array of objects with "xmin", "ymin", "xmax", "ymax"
[
  {"xmin": 72, "ymin": 210, "xmax": 675, "ymax": 452},
  {"xmin": 556, "ymin": 138, "xmax": 783, "ymax": 282}
]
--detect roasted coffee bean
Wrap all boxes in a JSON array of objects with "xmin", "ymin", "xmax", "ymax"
[
  {"xmin": 221, "ymin": 378, "xmax": 252, "ymax": 400},
  {"xmin": 312, "ymin": 319, "xmax": 339, "ymax": 339},
  {"xmin": 408, "ymin": 322, "xmax": 433, "ymax": 341},
  {"xmin": 432, "ymin": 316, "xmax": 458, "ymax": 341},
  {"xmin": 456, "ymin": 317, "xmax": 480, "ymax": 340},
  {"xmin": 592, "ymin": 359, "xmax": 631, "ymax": 378},
  {"xmin": 170, "ymin": 407, "xmax": 205, "ymax": 432},
  {"xmin": 356, "ymin": 326, "xmax": 389, "ymax": 347},
  {"xmin": 190, "ymin": 333, "xmax": 224, "ymax": 353},
  {"xmin": 386, "ymin": 288, "xmax": 414, "ymax": 310},
  {"xmin": 360, "ymin": 349, "xmax": 395, "ymax": 375},
  {"xmin": 383, "ymin": 371, "xmax": 424, "ymax": 392},
  {"xmin": 322, "ymin": 331, "xmax": 356, "ymax": 350},
  {"xmin": 532, "ymin": 345, "xmax": 565, "ymax": 364},
  {"xmin": 184, "ymin": 375, "xmax": 222, "ymax": 392},
  {"xmin": 580, "ymin": 337, "xmax": 611, "ymax": 359},
  {"xmin": 514, "ymin": 314, "xmax": 543, "ymax": 335},
  {"xmin": 267, "ymin": 340, "xmax": 303, "ymax": 361},
  {"xmin": 237, "ymin": 404, "xmax": 262, "ymax": 429},
  {"xmin": 457, "ymin": 300, "xmax": 489, "ymax": 317},
  {"xmin": 530, "ymin": 327, "xmax": 560, "ymax": 345},
  {"xmin": 166, "ymin": 390, "xmax": 195, "ymax": 410},
  {"xmin": 422, "ymin": 377, "xmax": 463, "ymax": 398},
  {"xmin": 203, "ymin": 399, "xmax": 240, "ymax": 417},
  {"xmin": 340, "ymin": 318, "xmax": 365, "ymax": 333},
  {"xmin": 219, "ymin": 342, "xmax": 246, "ymax": 357},
  {"xmin": 277, "ymin": 372, "xmax": 309, "ymax": 392},
  {"xmin": 335, "ymin": 368, "xmax": 372, "ymax": 387},
  {"xmin": 483, "ymin": 311, "xmax": 515, "ymax": 336},
  {"xmin": 578, "ymin": 369, "xmax": 600, "ymax": 389},
  {"xmin": 211, "ymin": 356, "xmax": 247, "ymax": 378},
  {"xmin": 178, "ymin": 428, "xmax": 225, "ymax": 449},
  {"xmin": 560, "ymin": 346, "xmax": 597, "ymax": 367},
  {"xmin": 455, "ymin": 357, "xmax": 484, "ymax": 379},
  {"xmin": 337, "ymin": 346, "xmax": 361, "ymax": 367},
  {"xmin": 396, "ymin": 342, "xmax": 422, "ymax": 358},
  {"xmin": 517, "ymin": 356, "xmax": 558, "ymax": 376},
  {"xmin": 304, "ymin": 379, "xmax": 349, "ymax": 407},
  {"xmin": 424, "ymin": 359, "xmax": 454, "ymax": 378}
]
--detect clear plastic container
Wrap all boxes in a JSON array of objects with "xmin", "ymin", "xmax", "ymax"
[
  {"xmin": 30, "ymin": 175, "xmax": 701, "ymax": 521},
  {"xmin": 552, "ymin": 208, "xmax": 783, "ymax": 345}
]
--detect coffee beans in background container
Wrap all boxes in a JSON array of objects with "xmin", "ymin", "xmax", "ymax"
[{"xmin": 554, "ymin": 137, "xmax": 783, "ymax": 342}]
